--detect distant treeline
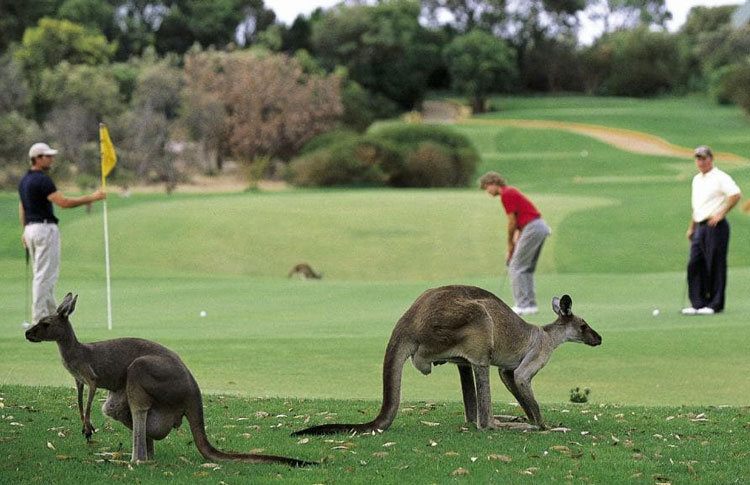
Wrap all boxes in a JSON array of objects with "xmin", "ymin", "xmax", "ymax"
[{"xmin": 1, "ymin": 1, "xmax": 748, "ymax": 189}]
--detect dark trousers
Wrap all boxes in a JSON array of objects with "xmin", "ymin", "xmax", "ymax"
[{"xmin": 687, "ymin": 219, "xmax": 730, "ymax": 312}]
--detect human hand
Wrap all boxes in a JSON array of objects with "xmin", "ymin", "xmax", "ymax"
[
  {"xmin": 92, "ymin": 189, "xmax": 107, "ymax": 201},
  {"xmin": 707, "ymin": 214, "xmax": 723, "ymax": 227}
]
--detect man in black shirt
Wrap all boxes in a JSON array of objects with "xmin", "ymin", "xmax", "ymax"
[{"xmin": 18, "ymin": 142, "xmax": 106, "ymax": 322}]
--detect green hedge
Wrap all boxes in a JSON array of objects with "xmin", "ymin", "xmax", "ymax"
[{"xmin": 287, "ymin": 124, "xmax": 478, "ymax": 188}]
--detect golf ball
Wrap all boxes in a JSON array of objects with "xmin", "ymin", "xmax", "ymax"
[
  {"xmin": 21, "ymin": 322, "xmax": 32, "ymax": 329},
  {"xmin": 652, "ymin": 309, "xmax": 660, "ymax": 316},
  {"xmin": 200, "ymin": 311, "xmax": 207, "ymax": 318}
]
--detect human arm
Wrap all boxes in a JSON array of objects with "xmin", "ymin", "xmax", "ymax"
[
  {"xmin": 48, "ymin": 190, "xmax": 106, "ymax": 209},
  {"xmin": 506, "ymin": 212, "xmax": 518, "ymax": 263},
  {"xmin": 685, "ymin": 219, "xmax": 695, "ymax": 241},
  {"xmin": 708, "ymin": 193, "xmax": 741, "ymax": 227},
  {"xmin": 19, "ymin": 203, "xmax": 26, "ymax": 248}
]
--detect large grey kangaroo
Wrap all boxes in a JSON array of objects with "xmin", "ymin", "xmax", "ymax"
[
  {"xmin": 25, "ymin": 293, "xmax": 314, "ymax": 466},
  {"xmin": 293, "ymin": 285, "xmax": 601, "ymax": 435}
]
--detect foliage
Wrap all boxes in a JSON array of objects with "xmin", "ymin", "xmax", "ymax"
[
  {"xmin": 372, "ymin": 123, "xmax": 479, "ymax": 187},
  {"xmin": 721, "ymin": 60, "xmax": 750, "ymax": 116},
  {"xmin": 0, "ymin": 0, "xmax": 60, "ymax": 52},
  {"xmin": 586, "ymin": 27, "xmax": 687, "ymax": 96},
  {"xmin": 0, "ymin": 53, "xmax": 30, "ymax": 115},
  {"xmin": 586, "ymin": 0, "xmax": 671, "ymax": 33},
  {"xmin": 183, "ymin": 49, "xmax": 343, "ymax": 170},
  {"xmin": 14, "ymin": 17, "xmax": 116, "ymax": 76},
  {"xmin": 311, "ymin": 0, "xmax": 442, "ymax": 110},
  {"xmin": 289, "ymin": 123, "xmax": 478, "ymax": 188},
  {"xmin": 443, "ymin": 30, "xmax": 518, "ymax": 113},
  {"xmin": 154, "ymin": 0, "xmax": 275, "ymax": 55},
  {"xmin": 569, "ymin": 386, "xmax": 591, "ymax": 403},
  {"xmin": 0, "ymin": 112, "xmax": 41, "ymax": 178},
  {"xmin": 287, "ymin": 136, "xmax": 400, "ymax": 187},
  {"xmin": 422, "ymin": 0, "xmax": 508, "ymax": 33}
]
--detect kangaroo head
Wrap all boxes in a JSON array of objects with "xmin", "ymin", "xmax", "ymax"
[
  {"xmin": 25, "ymin": 293, "xmax": 77, "ymax": 343},
  {"xmin": 551, "ymin": 295, "xmax": 602, "ymax": 347}
]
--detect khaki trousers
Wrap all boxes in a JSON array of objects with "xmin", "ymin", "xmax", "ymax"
[{"xmin": 24, "ymin": 223, "xmax": 60, "ymax": 323}]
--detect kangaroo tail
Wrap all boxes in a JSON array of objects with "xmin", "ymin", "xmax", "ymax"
[
  {"xmin": 292, "ymin": 333, "xmax": 412, "ymax": 436},
  {"xmin": 186, "ymin": 389, "xmax": 316, "ymax": 466}
]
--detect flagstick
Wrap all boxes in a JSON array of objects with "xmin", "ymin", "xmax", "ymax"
[{"xmin": 103, "ymin": 198, "xmax": 113, "ymax": 330}]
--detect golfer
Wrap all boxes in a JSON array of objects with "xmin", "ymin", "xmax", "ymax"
[
  {"xmin": 480, "ymin": 172, "xmax": 550, "ymax": 315},
  {"xmin": 19, "ymin": 143, "xmax": 106, "ymax": 323},
  {"xmin": 682, "ymin": 145, "xmax": 741, "ymax": 315}
]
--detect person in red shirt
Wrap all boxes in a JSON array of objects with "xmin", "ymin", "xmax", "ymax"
[{"xmin": 480, "ymin": 172, "xmax": 551, "ymax": 315}]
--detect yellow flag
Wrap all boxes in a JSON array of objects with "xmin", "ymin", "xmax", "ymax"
[{"xmin": 99, "ymin": 123, "xmax": 117, "ymax": 190}]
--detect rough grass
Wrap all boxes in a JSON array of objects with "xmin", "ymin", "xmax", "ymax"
[{"xmin": 1, "ymin": 385, "xmax": 747, "ymax": 484}]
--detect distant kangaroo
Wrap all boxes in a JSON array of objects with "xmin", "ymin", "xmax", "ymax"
[
  {"xmin": 25, "ymin": 293, "xmax": 314, "ymax": 466},
  {"xmin": 287, "ymin": 263, "xmax": 322, "ymax": 279},
  {"xmin": 293, "ymin": 285, "xmax": 601, "ymax": 435}
]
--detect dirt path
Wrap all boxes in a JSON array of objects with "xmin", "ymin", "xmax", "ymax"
[{"xmin": 460, "ymin": 118, "xmax": 747, "ymax": 164}]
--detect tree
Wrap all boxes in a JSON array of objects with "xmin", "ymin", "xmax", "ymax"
[
  {"xmin": 443, "ymin": 30, "xmax": 518, "ymax": 112},
  {"xmin": 587, "ymin": 0, "xmax": 671, "ymax": 34},
  {"xmin": 57, "ymin": 0, "xmax": 117, "ymax": 37},
  {"xmin": 421, "ymin": 0, "xmax": 508, "ymax": 34},
  {"xmin": 37, "ymin": 61, "xmax": 123, "ymax": 172},
  {"xmin": 14, "ymin": 18, "xmax": 116, "ymax": 84},
  {"xmin": 0, "ymin": 0, "xmax": 61, "ymax": 52},
  {"xmin": 311, "ymin": 0, "xmax": 442, "ymax": 110},
  {"xmin": 587, "ymin": 27, "xmax": 687, "ymax": 96},
  {"xmin": 183, "ymin": 49, "xmax": 343, "ymax": 172}
]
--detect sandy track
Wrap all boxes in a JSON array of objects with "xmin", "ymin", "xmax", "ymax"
[{"xmin": 461, "ymin": 118, "xmax": 747, "ymax": 163}]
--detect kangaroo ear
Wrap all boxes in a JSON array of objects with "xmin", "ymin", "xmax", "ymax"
[
  {"xmin": 552, "ymin": 295, "xmax": 573, "ymax": 316},
  {"xmin": 560, "ymin": 295, "xmax": 573, "ymax": 316},
  {"xmin": 57, "ymin": 293, "xmax": 78, "ymax": 318}
]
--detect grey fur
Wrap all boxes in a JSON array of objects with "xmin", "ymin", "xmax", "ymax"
[
  {"xmin": 293, "ymin": 285, "xmax": 601, "ymax": 435},
  {"xmin": 26, "ymin": 293, "xmax": 314, "ymax": 466}
]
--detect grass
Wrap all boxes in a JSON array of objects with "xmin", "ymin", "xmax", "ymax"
[
  {"xmin": 2, "ymin": 385, "xmax": 747, "ymax": 484},
  {"xmin": 1, "ymin": 95, "xmax": 750, "ymax": 481}
]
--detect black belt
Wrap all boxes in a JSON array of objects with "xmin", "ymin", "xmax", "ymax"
[{"xmin": 26, "ymin": 219, "xmax": 57, "ymax": 225}]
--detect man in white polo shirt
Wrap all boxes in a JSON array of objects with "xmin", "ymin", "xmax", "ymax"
[{"xmin": 682, "ymin": 146, "xmax": 741, "ymax": 315}]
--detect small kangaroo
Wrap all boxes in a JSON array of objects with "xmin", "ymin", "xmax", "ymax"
[
  {"xmin": 293, "ymin": 285, "xmax": 601, "ymax": 435},
  {"xmin": 25, "ymin": 293, "xmax": 314, "ymax": 466},
  {"xmin": 287, "ymin": 263, "xmax": 322, "ymax": 279}
]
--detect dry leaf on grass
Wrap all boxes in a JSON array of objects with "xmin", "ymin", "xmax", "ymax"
[
  {"xmin": 452, "ymin": 467, "xmax": 470, "ymax": 476},
  {"xmin": 488, "ymin": 454, "xmax": 512, "ymax": 463},
  {"xmin": 420, "ymin": 420, "xmax": 440, "ymax": 427}
]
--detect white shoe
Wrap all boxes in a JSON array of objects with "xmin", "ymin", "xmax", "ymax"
[
  {"xmin": 512, "ymin": 306, "xmax": 538, "ymax": 315},
  {"xmin": 696, "ymin": 307, "xmax": 715, "ymax": 315},
  {"xmin": 681, "ymin": 307, "xmax": 698, "ymax": 315}
]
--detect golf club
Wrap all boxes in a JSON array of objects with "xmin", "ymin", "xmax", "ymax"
[{"xmin": 22, "ymin": 247, "xmax": 31, "ymax": 329}]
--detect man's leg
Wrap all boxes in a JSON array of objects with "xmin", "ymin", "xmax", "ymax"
[
  {"xmin": 25, "ymin": 224, "xmax": 60, "ymax": 322},
  {"xmin": 705, "ymin": 220, "xmax": 729, "ymax": 312},
  {"xmin": 687, "ymin": 225, "xmax": 709, "ymax": 310},
  {"xmin": 508, "ymin": 219, "xmax": 550, "ymax": 308}
]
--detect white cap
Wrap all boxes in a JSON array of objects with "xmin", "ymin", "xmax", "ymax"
[{"xmin": 29, "ymin": 142, "xmax": 58, "ymax": 159}]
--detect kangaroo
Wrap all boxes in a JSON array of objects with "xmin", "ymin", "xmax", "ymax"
[
  {"xmin": 293, "ymin": 285, "xmax": 601, "ymax": 435},
  {"xmin": 25, "ymin": 293, "xmax": 315, "ymax": 466},
  {"xmin": 287, "ymin": 263, "xmax": 322, "ymax": 279}
]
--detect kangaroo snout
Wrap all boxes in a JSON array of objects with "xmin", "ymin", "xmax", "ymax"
[
  {"xmin": 587, "ymin": 331, "xmax": 602, "ymax": 346},
  {"xmin": 25, "ymin": 328, "xmax": 41, "ymax": 342}
]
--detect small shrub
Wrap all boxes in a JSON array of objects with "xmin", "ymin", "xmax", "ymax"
[
  {"xmin": 399, "ymin": 142, "xmax": 454, "ymax": 187},
  {"xmin": 287, "ymin": 138, "xmax": 400, "ymax": 187},
  {"xmin": 569, "ymin": 387, "xmax": 591, "ymax": 403},
  {"xmin": 289, "ymin": 123, "xmax": 478, "ymax": 188}
]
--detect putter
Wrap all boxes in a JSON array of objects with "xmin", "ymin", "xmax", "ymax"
[{"xmin": 22, "ymin": 248, "xmax": 31, "ymax": 329}]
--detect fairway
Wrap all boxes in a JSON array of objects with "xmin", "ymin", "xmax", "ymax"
[{"xmin": 2, "ymin": 97, "xmax": 750, "ymax": 482}]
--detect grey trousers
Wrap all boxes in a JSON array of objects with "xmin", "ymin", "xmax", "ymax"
[
  {"xmin": 508, "ymin": 217, "xmax": 550, "ymax": 308},
  {"xmin": 24, "ymin": 223, "xmax": 60, "ymax": 323}
]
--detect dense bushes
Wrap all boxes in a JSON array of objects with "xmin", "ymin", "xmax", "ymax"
[{"xmin": 287, "ymin": 124, "xmax": 478, "ymax": 188}]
